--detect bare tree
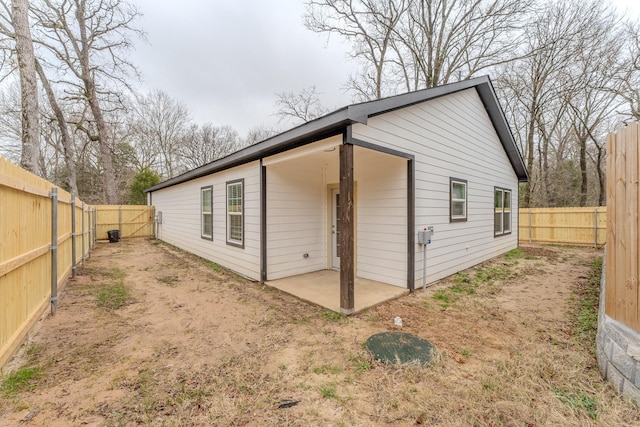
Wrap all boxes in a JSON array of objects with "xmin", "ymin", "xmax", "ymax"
[
  {"xmin": 178, "ymin": 123, "xmax": 240, "ymax": 170},
  {"xmin": 30, "ymin": 0, "xmax": 142, "ymax": 203},
  {"xmin": 274, "ymin": 85, "xmax": 329, "ymax": 125},
  {"xmin": 0, "ymin": 81, "xmax": 24, "ymax": 162},
  {"xmin": 304, "ymin": 0, "xmax": 640, "ymax": 208},
  {"xmin": 616, "ymin": 22, "xmax": 640, "ymax": 120},
  {"xmin": 565, "ymin": 11, "xmax": 624, "ymax": 206},
  {"xmin": 244, "ymin": 125, "xmax": 279, "ymax": 146},
  {"xmin": 305, "ymin": 0, "xmax": 528, "ymax": 100},
  {"xmin": 128, "ymin": 117, "xmax": 159, "ymax": 172},
  {"xmin": 495, "ymin": 0, "xmax": 610, "ymax": 207},
  {"xmin": 35, "ymin": 58, "xmax": 78, "ymax": 195},
  {"xmin": 133, "ymin": 90, "xmax": 190, "ymax": 179},
  {"xmin": 305, "ymin": 0, "xmax": 408, "ymax": 100},
  {"xmin": 396, "ymin": 0, "xmax": 528, "ymax": 89},
  {"xmin": 0, "ymin": 1, "xmax": 76, "ymax": 193},
  {"xmin": 2, "ymin": 0, "xmax": 40, "ymax": 173}
]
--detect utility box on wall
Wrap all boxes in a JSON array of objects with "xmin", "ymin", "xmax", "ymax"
[{"xmin": 417, "ymin": 226, "xmax": 434, "ymax": 245}]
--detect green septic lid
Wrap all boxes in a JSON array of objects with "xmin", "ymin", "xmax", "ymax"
[{"xmin": 365, "ymin": 331, "xmax": 435, "ymax": 366}]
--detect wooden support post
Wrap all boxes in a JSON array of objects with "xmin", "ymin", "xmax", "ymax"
[
  {"xmin": 407, "ymin": 159, "xmax": 415, "ymax": 291},
  {"xmin": 340, "ymin": 143, "xmax": 355, "ymax": 314},
  {"xmin": 260, "ymin": 161, "xmax": 267, "ymax": 282}
]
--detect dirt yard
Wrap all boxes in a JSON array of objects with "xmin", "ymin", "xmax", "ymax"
[{"xmin": 1, "ymin": 239, "xmax": 638, "ymax": 426}]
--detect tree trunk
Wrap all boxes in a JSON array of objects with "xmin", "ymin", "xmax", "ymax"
[
  {"xmin": 524, "ymin": 115, "xmax": 535, "ymax": 208},
  {"xmin": 596, "ymin": 146, "xmax": 605, "ymax": 206},
  {"xmin": 35, "ymin": 59, "xmax": 78, "ymax": 196},
  {"xmin": 85, "ymin": 80, "xmax": 117, "ymax": 203},
  {"xmin": 579, "ymin": 136, "xmax": 588, "ymax": 206},
  {"xmin": 541, "ymin": 136, "xmax": 551, "ymax": 206},
  {"xmin": 12, "ymin": 0, "xmax": 40, "ymax": 174},
  {"xmin": 76, "ymin": 1, "xmax": 117, "ymax": 203}
]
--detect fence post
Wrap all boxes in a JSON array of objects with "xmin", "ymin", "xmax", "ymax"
[
  {"xmin": 594, "ymin": 208, "xmax": 598, "ymax": 248},
  {"xmin": 152, "ymin": 206, "xmax": 156, "ymax": 239},
  {"xmin": 50, "ymin": 187, "xmax": 58, "ymax": 315},
  {"xmin": 93, "ymin": 208, "xmax": 97, "ymax": 248},
  {"xmin": 71, "ymin": 196, "xmax": 77, "ymax": 278},
  {"xmin": 119, "ymin": 205, "xmax": 122, "ymax": 236},
  {"xmin": 88, "ymin": 206, "xmax": 92, "ymax": 251},
  {"xmin": 81, "ymin": 202, "xmax": 86, "ymax": 262},
  {"xmin": 528, "ymin": 209, "xmax": 532, "ymax": 243}
]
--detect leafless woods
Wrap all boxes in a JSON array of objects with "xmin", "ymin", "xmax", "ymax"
[
  {"xmin": 0, "ymin": 0, "xmax": 638, "ymax": 206},
  {"xmin": 303, "ymin": 0, "xmax": 639, "ymax": 207},
  {"xmin": 0, "ymin": 0, "xmax": 260, "ymax": 203}
]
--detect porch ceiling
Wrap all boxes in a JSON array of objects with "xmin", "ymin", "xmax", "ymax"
[
  {"xmin": 262, "ymin": 137, "xmax": 408, "ymax": 170},
  {"xmin": 265, "ymin": 270, "xmax": 408, "ymax": 314}
]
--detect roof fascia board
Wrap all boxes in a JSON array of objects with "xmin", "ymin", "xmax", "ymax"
[{"xmin": 348, "ymin": 76, "xmax": 489, "ymax": 120}]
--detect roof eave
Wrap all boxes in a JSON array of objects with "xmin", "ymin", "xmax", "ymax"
[
  {"xmin": 145, "ymin": 108, "xmax": 359, "ymax": 192},
  {"xmin": 474, "ymin": 79, "xmax": 529, "ymax": 183},
  {"xmin": 346, "ymin": 76, "xmax": 528, "ymax": 182},
  {"xmin": 146, "ymin": 76, "xmax": 529, "ymax": 192}
]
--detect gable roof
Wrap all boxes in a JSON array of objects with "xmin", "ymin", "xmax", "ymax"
[{"xmin": 146, "ymin": 75, "xmax": 528, "ymax": 193}]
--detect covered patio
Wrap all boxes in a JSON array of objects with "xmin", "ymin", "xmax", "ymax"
[
  {"xmin": 265, "ymin": 270, "xmax": 409, "ymax": 313},
  {"xmin": 262, "ymin": 132, "xmax": 415, "ymax": 314}
]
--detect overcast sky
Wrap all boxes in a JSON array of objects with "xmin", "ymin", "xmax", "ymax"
[
  {"xmin": 133, "ymin": 0, "xmax": 357, "ymax": 136},
  {"xmin": 132, "ymin": 0, "xmax": 640, "ymax": 137}
]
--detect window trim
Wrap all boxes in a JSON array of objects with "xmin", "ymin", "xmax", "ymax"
[
  {"xmin": 226, "ymin": 179, "xmax": 244, "ymax": 248},
  {"xmin": 494, "ymin": 187, "xmax": 512, "ymax": 237},
  {"xmin": 201, "ymin": 185, "xmax": 213, "ymax": 241},
  {"xmin": 449, "ymin": 177, "xmax": 468, "ymax": 223}
]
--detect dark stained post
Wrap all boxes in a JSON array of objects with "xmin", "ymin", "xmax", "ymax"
[
  {"xmin": 407, "ymin": 159, "xmax": 415, "ymax": 290},
  {"xmin": 260, "ymin": 160, "xmax": 267, "ymax": 282},
  {"xmin": 340, "ymin": 142, "xmax": 355, "ymax": 314}
]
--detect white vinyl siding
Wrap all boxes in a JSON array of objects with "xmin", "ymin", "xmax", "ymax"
[
  {"xmin": 266, "ymin": 154, "xmax": 327, "ymax": 280},
  {"xmin": 201, "ymin": 186, "xmax": 212, "ymax": 239},
  {"xmin": 226, "ymin": 180, "xmax": 244, "ymax": 246},
  {"xmin": 351, "ymin": 88, "xmax": 519, "ymax": 289},
  {"xmin": 151, "ymin": 161, "xmax": 261, "ymax": 280},
  {"xmin": 354, "ymin": 147, "xmax": 407, "ymax": 287}
]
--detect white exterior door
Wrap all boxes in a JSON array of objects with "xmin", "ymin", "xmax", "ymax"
[{"xmin": 331, "ymin": 188, "xmax": 340, "ymax": 269}]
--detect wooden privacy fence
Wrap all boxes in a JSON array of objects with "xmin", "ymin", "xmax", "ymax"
[
  {"xmin": 95, "ymin": 205, "xmax": 155, "ymax": 239},
  {"xmin": 518, "ymin": 207, "xmax": 607, "ymax": 247},
  {"xmin": 0, "ymin": 156, "xmax": 96, "ymax": 367},
  {"xmin": 606, "ymin": 122, "xmax": 640, "ymax": 331}
]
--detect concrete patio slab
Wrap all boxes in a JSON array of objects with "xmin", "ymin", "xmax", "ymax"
[{"xmin": 265, "ymin": 270, "xmax": 409, "ymax": 314}]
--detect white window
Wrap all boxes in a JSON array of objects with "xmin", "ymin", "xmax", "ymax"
[
  {"xmin": 450, "ymin": 178, "xmax": 467, "ymax": 222},
  {"xmin": 495, "ymin": 188, "xmax": 512, "ymax": 236},
  {"xmin": 201, "ymin": 186, "xmax": 212, "ymax": 240},
  {"xmin": 226, "ymin": 180, "xmax": 244, "ymax": 247}
]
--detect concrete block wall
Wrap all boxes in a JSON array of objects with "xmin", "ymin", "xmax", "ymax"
[{"xmin": 596, "ymin": 253, "xmax": 640, "ymax": 406}]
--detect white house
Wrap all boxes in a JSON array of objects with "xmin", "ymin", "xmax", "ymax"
[{"xmin": 146, "ymin": 76, "xmax": 528, "ymax": 314}]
